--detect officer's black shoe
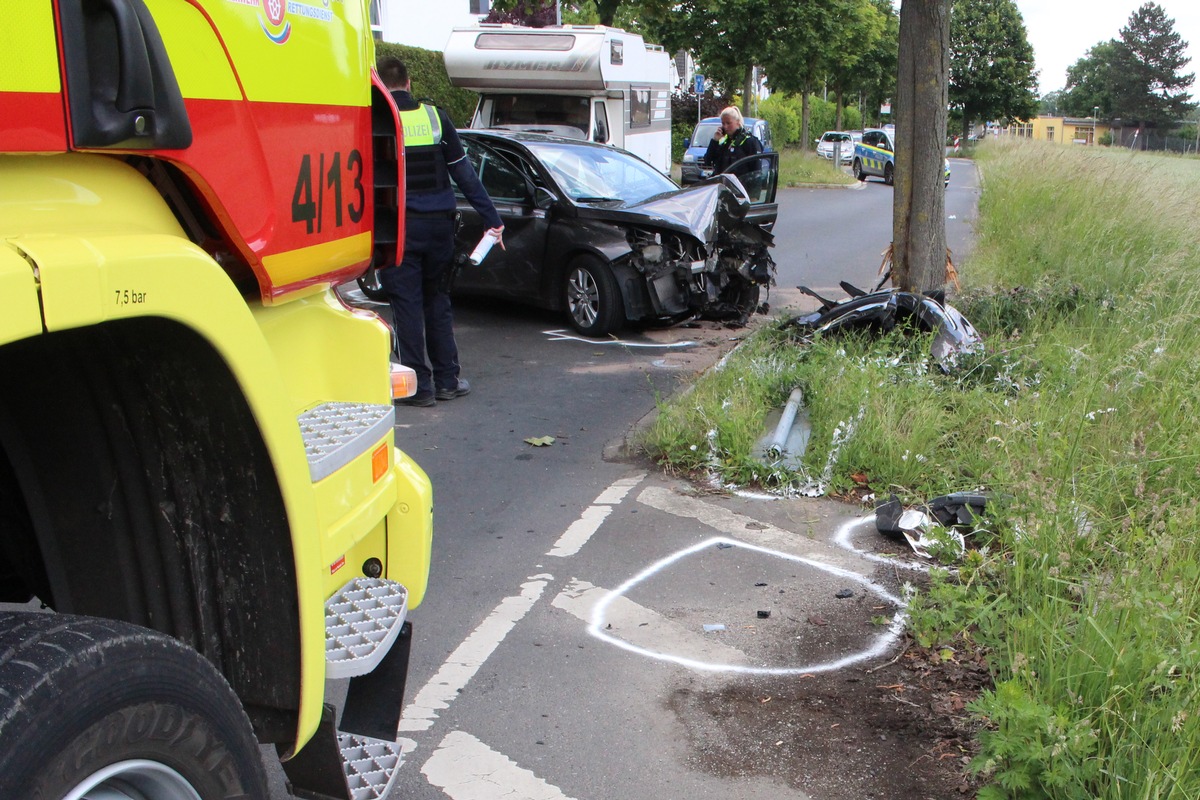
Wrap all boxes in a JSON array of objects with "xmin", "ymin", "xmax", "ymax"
[
  {"xmin": 436, "ymin": 378, "xmax": 471, "ymax": 401},
  {"xmin": 397, "ymin": 391, "xmax": 436, "ymax": 407}
]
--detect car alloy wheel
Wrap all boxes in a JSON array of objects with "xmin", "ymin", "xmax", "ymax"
[{"xmin": 565, "ymin": 257, "xmax": 623, "ymax": 337}]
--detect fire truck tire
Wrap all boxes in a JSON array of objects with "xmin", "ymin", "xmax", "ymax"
[
  {"xmin": 357, "ymin": 264, "xmax": 390, "ymax": 302},
  {"xmin": 0, "ymin": 612, "xmax": 269, "ymax": 800},
  {"xmin": 565, "ymin": 256, "xmax": 624, "ymax": 337}
]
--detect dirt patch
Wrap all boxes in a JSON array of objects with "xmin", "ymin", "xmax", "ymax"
[
  {"xmin": 632, "ymin": 308, "xmax": 993, "ymax": 798},
  {"xmin": 667, "ymin": 630, "xmax": 990, "ymax": 799}
]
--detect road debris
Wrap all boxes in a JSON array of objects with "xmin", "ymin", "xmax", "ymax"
[{"xmin": 784, "ymin": 282, "xmax": 983, "ymax": 372}]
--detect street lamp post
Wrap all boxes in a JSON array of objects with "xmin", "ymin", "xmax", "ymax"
[{"xmin": 1093, "ymin": 106, "xmax": 1099, "ymax": 145}]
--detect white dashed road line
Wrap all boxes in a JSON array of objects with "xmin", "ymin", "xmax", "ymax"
[
  {"xmin": 546, "ymin": 474, "xmax": 644, "ymax": 558},
  {"xmin": 400, "ymin": 574, "xmax": 552, "ymax": 735},
  {"xmin": 423, "ymin": 730, "xmax": 578, "ymax": 800}
]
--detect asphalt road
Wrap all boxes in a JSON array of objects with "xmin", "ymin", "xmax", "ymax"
[
  {"xmin": 294, "ymin": 160, "xmax": 984, "ymax": 799},
  {"xmin": 770, "ymin": 159, "xmax": 980, "ymax": 312}
]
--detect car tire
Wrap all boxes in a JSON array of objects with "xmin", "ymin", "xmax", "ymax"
[
  {"xmin": 565, "ymin": 257, "xmax": 624, "ymax": 337},
  {"xmin": 853, "ymin": 159, "xmax": 866, "ymax": 182},
  {"xmin": 357, "ymin": 264, "xmax": 390, "ymax": 302},
  {"xmin": 884, "ymin": 163, "xmax": 894, "ymax": 186},
  {"xmin": 0, "ymin": 612, "xmax": 269, "ymax": 800}
]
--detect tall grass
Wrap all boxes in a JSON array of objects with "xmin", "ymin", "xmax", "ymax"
[
  {"xmin": 642, "ymin": 140, "xmax": 1200, "ymax": 797},
  {"xmin": 778, "ymin": 146, "xmax": 857, "ymax": 187}
]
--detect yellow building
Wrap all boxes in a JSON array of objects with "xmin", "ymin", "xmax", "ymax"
[{"xmin": 1008, "ymin": 115, "xmax": 1111, "ymax": 145}]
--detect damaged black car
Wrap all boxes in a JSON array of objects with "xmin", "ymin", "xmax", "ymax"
[{"xmin": 443, "ymin": 130, "xmax": 779, "ymax": 336}]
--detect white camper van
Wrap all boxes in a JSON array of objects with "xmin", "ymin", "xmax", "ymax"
[{"xmin": 444, "ymin": 24, "xmax": 672, "ymax": 174}]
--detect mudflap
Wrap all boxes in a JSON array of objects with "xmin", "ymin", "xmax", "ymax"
[
  {"xmin": 340, "ymin": 621, "xmax": 413, "ymax": 741},
  {"xmin": 281, "ymin": 705, "xmax": 353, "ymax": 800}
]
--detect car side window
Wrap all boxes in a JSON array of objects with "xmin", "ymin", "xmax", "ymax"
[
  {"xmin": 723, "ymin": 152, "xmax": 778, "ymax": 205},
  {"xmin": 462, "ymin": 139, "xmax": 529, "ymax": 203}
]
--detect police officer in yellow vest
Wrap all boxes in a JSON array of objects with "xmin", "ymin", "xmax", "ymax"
[
  {"xmin": 378, "ymin": 56, "xmax": 504, "ymax": 407},
  {"xmin": 703, "ymin": 106, "xmax": 763, "ymax": 176}
]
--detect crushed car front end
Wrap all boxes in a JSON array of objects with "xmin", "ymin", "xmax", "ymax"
[{"xmin": 587, "ymin": 177, "xmax": 776, "ymax": 325}]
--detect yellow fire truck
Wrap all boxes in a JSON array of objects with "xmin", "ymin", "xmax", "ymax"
[{"xmin": 0, "ymin": 2, "xmax": 427, "ymax": 798}]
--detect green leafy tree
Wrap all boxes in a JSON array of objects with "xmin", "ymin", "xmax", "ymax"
[
  {"xmin": 851, "ymin": 0, "xmax": 900, "ymax": 128},
  {"xmin": 486, "ymin": 0, "xmax": 667, "ymax": 29},
  {"xmin": 761, "ymin": 0, "xmax": 857, "ymax": 150},
  {"xmin": 949, "ymin": 0, "xmax": 1038, "ymax": 138},
  {"xmin": 1064, "ymin": 4, "xmax": 1194, "ymax": 128},
  {"xmin": 823, "ymin": 0, "xmax": 889, "ymax": 131},
  {"xmin": 1062, "ymin": 40, "xmax": 1120, "ymax": 117},
  {"xmin": 643, "ymin": 0, "xmax": 779, "ymax": 116},
  {"xmin": 1038, "ymin": 89, "xmax": 1065, "ymax": 115},
  {"xmin": 1110, "ymin": 2, "xmax": 1194, "ymax": 129}
]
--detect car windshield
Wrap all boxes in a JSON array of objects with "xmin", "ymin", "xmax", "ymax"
[
  {"xmin": 526, "ymin": 141, "xmax": 678, "ymax": 204},
  {"xmin": 691, "ymin": 122, "xmax": 720, "ymax": 146},
  {"xmin": 486, "ymin": 93, "xmax": 591, "ymax": 136}
]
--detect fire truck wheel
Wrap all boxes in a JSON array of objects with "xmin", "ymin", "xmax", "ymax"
[
  {"xmin": 0, "ymin": 612, "xmax": 269, "ymax": 800},
  {"xmin": 357, "ymin": 264, "xmax": 390, "ymax": 302},
  {"xmin": 565, "ymin": 257, "xmax": 624, "ymax": 337}
]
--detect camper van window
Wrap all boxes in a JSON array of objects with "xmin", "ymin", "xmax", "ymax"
[
  {"xmin": 630, "ymin": 88, "xmax": 651, "ymax": 129},
  {"xmin": 489, "ymin": 94, "xmax": 591, "ymax": 137},
  {"xmin": 476, "ymin": 33, "xmax": 575, "ymax": 51},
  {"xmin": 610, "ymin": 40, "xmax": 624, "ymax": 65},
  {"xmin": 593, "ymin": 102, "xmax": 609, "ymax": 143}
]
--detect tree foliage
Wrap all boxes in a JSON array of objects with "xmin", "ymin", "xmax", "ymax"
[
  {"xmin": 1110, "ymin": 2, "xmax": 1194, "ymax": 127},
  {"xmin": 1063, "ymin": 3, "xmax": 1195, "ymax": 128},
  {"xmin": 642, "ymin": 0, "xmax": 778, "ymax": 113},
  {"xmin": 843, "ymin": 0, "xmax": 900, "ymax": 129},
  {"xmin": 1062, "ymin": 40, "xmax": 1120, "ymax": 117},
  {"xmin": 763, "ymin": 0, "xmax": 886, "ymax": 147},
  {"xmin": 486, "ymin": 0, "xmax": 663, "ymax": 30},
  {"xmin": 948, "ymin": 0, "xmax": 1038, "ymax": 137}
]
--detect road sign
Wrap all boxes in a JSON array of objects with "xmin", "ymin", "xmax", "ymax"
[{"xmin": 694, "ymin": 74, "xmax": 704, "ymax": 94}]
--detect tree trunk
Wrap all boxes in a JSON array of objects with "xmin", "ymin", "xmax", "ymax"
[
  {"xmin": 596, "ymin": 0, "xmax": 620, "ymax": 26},
  {"xmin": 893, "ymin": 0, "xmax": 950, "ymax": 293},
  {"xmin": 801, "ymin": 84, "xmax": 811, "ymax": 151},
  {"xmin": 742, "ymin": 64, "xmax": 755, "ymax": 118},
  {"xmin": 835, "ymin": 88, "xmax": 845, "ymax": 130}
]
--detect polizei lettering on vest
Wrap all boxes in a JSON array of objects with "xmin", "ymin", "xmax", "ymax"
[{"xmin": 404, "ymin": 122, "xmax": 432, "ymax": 139}]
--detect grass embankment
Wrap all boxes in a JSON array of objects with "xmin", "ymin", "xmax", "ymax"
[
  {"xmin": 642, "ymin": 140, "xmax": 1200, "ymax": 797},
  {"xmin": 778, "ymin": 146, "xmax": 857, "ymax": 187}
]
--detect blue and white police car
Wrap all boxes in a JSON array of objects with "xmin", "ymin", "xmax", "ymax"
[{"xmin": 853, "ymin": 128, "xmax": 950, "ymax": 186}]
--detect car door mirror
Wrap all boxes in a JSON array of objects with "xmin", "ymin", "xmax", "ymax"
[{"xmin": 534, "ymin": 186, "xmax": 558, "ymax": 210}]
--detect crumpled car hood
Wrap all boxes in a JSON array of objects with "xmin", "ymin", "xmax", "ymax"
[{"xmin": 572, "ymin": 175, "xmax": 753, "ymax": 242}]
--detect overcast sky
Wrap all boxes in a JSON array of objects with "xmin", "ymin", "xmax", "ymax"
[{"xmin": 1014, "ymin": 1, "xmax": 1200, "ymax": 95}]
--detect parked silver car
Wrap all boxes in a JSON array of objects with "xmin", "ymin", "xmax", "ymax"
[{"xmin": 816, "ymin": 131, "xmax": 860, "ymax": 164}]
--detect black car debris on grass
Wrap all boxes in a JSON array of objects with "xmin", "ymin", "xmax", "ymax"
[{"xmin": 444, "ymin": 130, "xmax": 780, "ymax": 337}]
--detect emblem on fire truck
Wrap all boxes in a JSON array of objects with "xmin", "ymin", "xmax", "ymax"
[{"xmin": 260, "ymin": 0, "xmax": 291, "ymax": 43}]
